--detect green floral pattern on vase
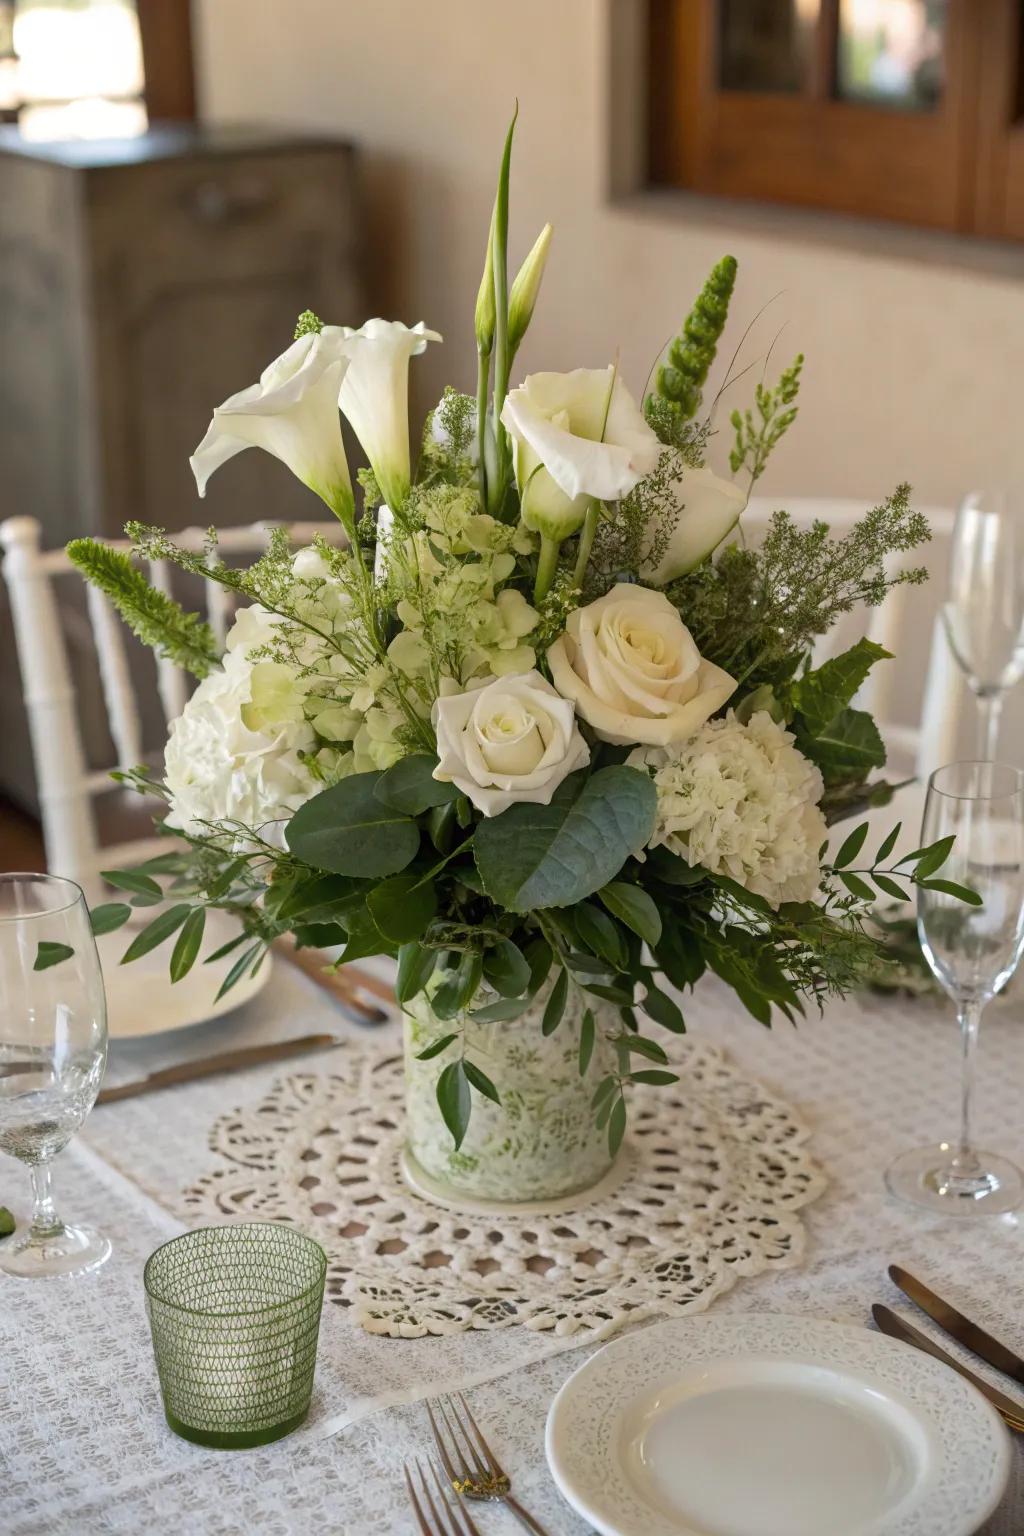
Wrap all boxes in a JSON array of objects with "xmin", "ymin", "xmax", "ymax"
[{"xmin": 403, "ymin": 983, "xmax": 618, "ymax": 1204}]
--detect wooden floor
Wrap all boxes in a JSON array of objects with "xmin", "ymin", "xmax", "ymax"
[{"xmin": 0, "ymin": 798, "xmax": 45, "ymax": 872}]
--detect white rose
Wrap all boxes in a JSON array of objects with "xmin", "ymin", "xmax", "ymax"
[
  {"xmin": 501, "ymin": 367, "xmax": 660, "ymax": 540},
  {"xmin": 432, "ymin": 670, "xmax": 590, "ymax": 817},
  {"xmin": 164, "ymin": 639, "xmax": 317, "ymax": 848},
  {"xmin": 640, "ymin": 462, "xmax": 747, "ymax": 586},
  {"xmin": 190, "ymin": 330, "xmax": 354, "ymax": 530},
  {"xmin": 547, "ymin": 582, "xmax": 735, "ymax": 747}
]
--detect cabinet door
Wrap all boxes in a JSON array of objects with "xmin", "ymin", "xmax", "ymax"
[{"xmin": 87, "ymin": 145, "xmax": 364, "ymax": 535}]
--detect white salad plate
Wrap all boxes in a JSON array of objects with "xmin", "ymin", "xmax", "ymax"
[
  {"xmin": 545, "ymin": 1314, "xmax": 1010, "ymax": 1536},
  {"xmin": 97, "ymin": 908, "xmax": 270, "ymax": 1038}
]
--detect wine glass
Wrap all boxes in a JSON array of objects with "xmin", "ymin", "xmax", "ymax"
[
  {"xmin": 943, "ymin": 490, "xmax": 1024, "ymax": 759},
  {"xmin": 886, "ymin": 762, "xmax": 1024, "ymax": 1216},
  {"xmin": 0, "ymin": 873, "xmax": 110, "ymax": 1277}
]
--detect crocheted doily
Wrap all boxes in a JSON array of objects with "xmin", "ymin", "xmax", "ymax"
[{"xmin": 182, "ymin": 1037, "xmax": 826, "ymax": 1338}]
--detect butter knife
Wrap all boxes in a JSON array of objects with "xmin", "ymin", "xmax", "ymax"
[
  {"xmin": 889, "ymin": 1264, "xmax": 1024, "ymax": 1387},
  {"xmin": 96, "ymin": 1032, "xmax": 341, "ymax": 1105},
  {"xmin": 872, "ymin": 1304, "xmax": 1024, "ymax": 1431}
]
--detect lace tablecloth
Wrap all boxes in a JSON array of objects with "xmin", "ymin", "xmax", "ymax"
[{"xmin": 3, "ymin": 957, "xmax": 1024, "ymax": 1534}]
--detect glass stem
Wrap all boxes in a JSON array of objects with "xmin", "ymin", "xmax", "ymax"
[
  {"xmin": 29, "ymin": 1162, "xmax": 63, "ymax": 1240},
  {"xmin": 953, "ymin": 1000, "xmax": 984, "ymax": 1175},
  {"xmin": 978, "ymin": 692, "xmax": 1003, "ymax": 760}
]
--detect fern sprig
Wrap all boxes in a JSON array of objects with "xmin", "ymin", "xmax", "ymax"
[{"xmin": 67, "ymin": 539, "xmax": 219, "ymax": 678}]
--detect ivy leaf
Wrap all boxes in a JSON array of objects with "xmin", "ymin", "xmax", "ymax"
[
  {"xmin": 34, "ymin": 941, "xmax": 74, "ymax": 972},
  {"xmin": 832, "ymin": 822, "xmax": 869, "ymax": 870},
  {"xmin": 463, "ymin": 1059, "xmax": 501, "ymax": 1104},
  {"xmin": 436, "ymin": 1060, "xmax": 472, "ymax": 1149},
  {"xmin": 482, "ymin": 938, "xmax": 532, "ymax": 998},
  {"xmin": 415, "ymin": 1032, "xmax": 457, "ymax": 1061},
  {"xmin": 598, "ymin": 882, "xmax": 663, "ymax": 946},
  {"xmin": 474, "ymin": 767, "xmax": 657, "ymax": 912},
  {"xmin": 120, "ymin": 904, "xmax": 191, "ymax": 964},
  {"xmin": 542, "ymin": 967, "xmax": 569, "ymax": 1036},
  {"xmin": 794, "ymin": 707, "xmax": 886, "ymax": 787},
  {"xmin": 918, "ymin": 878, "xmax": 983, "ymax": 906},
  {"xmin": 375, "ymin": 754, "xmax": 460, "ymax": 815},
  {"xmin": 396, "ymin": 943, "xmax": 438, "ymax": 1005},
  {"xmin": 89, "ymin": 902, "xmax": 132, "ymax": 937},
  {"xmin": 367, "ymin": 875, "xmax": 437, "ymax": 944},
  {"xmin": 792, "ymin": 639, "xmax": 892, "ymax": 735},
  {"xmin": 169, "ymin": 907, "xmax": 206, "ymax": 983},
  {"xmin": 578, "ymin": 1009, "xmax": 596, "ymax": 1075},
  {"xmin": 286, "ymin": 772, "xmax": 420, "ymax": 877}
]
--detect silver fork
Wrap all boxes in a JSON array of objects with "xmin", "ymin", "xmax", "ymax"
[
  {"xmin": 426, "ymin": 1392, "xmax": 551, "ymax": 1536},
  {"xmin": 404, "ymin": 1456, "xmax": 482, "ymax": 1536}
]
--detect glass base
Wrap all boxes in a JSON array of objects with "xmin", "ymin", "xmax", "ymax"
[
  {"xmin": 885, "ymin": 1144, "xmax": 1024, "ymax": 1217},
  {"xmin": 0, "ymin": 1222, "xmax": 111, "ymax": 1279}
]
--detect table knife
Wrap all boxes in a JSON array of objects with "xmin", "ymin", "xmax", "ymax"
[
  {"xmin": 872, "ymin": 1303, "xmax": 1024, "ymax": 1431},
  {"xmin": 889, "ymin": 1264, "xmax": 1024, "ymax": 1387},
  {"xmin": 96, "ymin": 1032, "xmax": 342, "ymax": 1105}
]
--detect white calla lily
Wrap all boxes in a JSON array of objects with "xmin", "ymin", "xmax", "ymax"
[
  {"xmin": 501, "ymin": 368, "xmax": 660, "ymax": 522},
  {"xmin": 334, "ymin": 318, "xmax": 442, "ymax": 513},
  {"xmin": 640, "ymin": 462, "xmax": 748, "ymax": 586},
  {"xmin": 190, "ymin": 331, "xmax": 354, "ymax": 530}
]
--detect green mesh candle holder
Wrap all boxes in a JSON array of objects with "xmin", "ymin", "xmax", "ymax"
[{"xmin": 144, "ymin": 1222, "xmax": 327, "ymax": 1449}]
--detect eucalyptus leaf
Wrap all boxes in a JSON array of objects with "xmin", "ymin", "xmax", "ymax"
[
  {"xmin": 641, "ymin": 985, "xmax": 685, "ymax": 1033},
  {"xmin": 524, "ymin": 937, "xmax": 553, "ymax": 996},
  {"xmin": 215, "ymin": 941, "xmax": 264, "ymax": 1002},
  {"xmin": 415, "ymin": 1032, "xmax": 457, "ymax": 1061},
  {"xmin": 840, "ymin": 872, "xmax": 876, "ymax": 902},
  {"xmin": 286, "ymin": 772, "xmax": 420, "ymax": 877},
  {"xmin": 918, "ymin": 878, "xmax": 983, "ymax": 906},
  {"xmin": 624, "ymin": 1035, "xmax": 670, "ymax": 1064},
  {"xmin": 629, "ymin": 1069, "xmax": 680, "ymax": 1086},
  {"xmin": 100, "ymin": 868, "xmax": 163, "ymax": 902},
  {"xmin": 470, "ymin": 996, "xmax": 531, "ymax": 1023},
  {"xmin": 396, "ymin": 943, "xmax": 438, "ymax": 1005},
  {"xmin": 591, "ymin": 1075, "xmax": 618, "ymax": 1111},
  {"xmin": 896, "ymin": 834, "xmax": 955, "ymax": 869},
  {"xmin": 542, "ymin": 967, "xmax": 568, "ymax": 1035},
  {"xmin": 608, "ymin": 1096, "xmax": 628, "ymax": 1156},
  {"xmin": 832, "ymin": 822, "xmax": 869, "ymax": 870},
  {"xmin": 463, "ymin": 1059, "xmax": 501, "ymax": 1104},
  {"xmin": 578, "ymin": 1009, "xmax": 596, "ymax": 1075},
  {"xmin": 573, "ymin": 903, "xmax": 628, "ymax": 969},
  {"xmin": 367, "ymin": 875, "xmax": 437, "ymax": 944},
  {"xmin": 474, "ymin": 767, "xmax": 656, "ymax": 912},
  {"xmin": 875, "ymin": 822, "xmax": 902, "ymax": 864},
  {"xmin": 375, "ymin": 754, "xmax": 460, "ymax": 815},
  {"xmin": 873, "ymin": 873, "xmax": 910, "ymax": 902}
]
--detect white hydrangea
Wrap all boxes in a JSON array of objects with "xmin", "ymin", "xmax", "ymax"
[
  {"xmin": 628, "ymin": 711, "xmax": 827, "ymax": 908},
  {"xmin": 164, "ymin": 605, "xmax": 319, "ymax": 847}
]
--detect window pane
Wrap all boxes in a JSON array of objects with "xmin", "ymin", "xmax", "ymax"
[
  {"xmin": 720, "ymin": 0, "xmax": 819, "ymax": 94},
  {"xmin": 10, "ymin": 0, "xmax": 147, "ymax": 139},
  {"xmin": 836, "ymin": 0, "xmax": 947, "ymax": 110}
]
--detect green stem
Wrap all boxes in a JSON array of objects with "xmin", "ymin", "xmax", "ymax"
[
  {"xmin": 476, "ymin": 348, "xmax": 491, "ymax": 514},
  {"xmin": 573, "ymin": 500, "xmax": 600, "ymax": 588},
  {"xmin": 489, "ymin": 105, "xmax": 517, "ymax": 516},
  {"xmin": 534, "ymin": 535, "xmax": 561, "ymax": 603}
]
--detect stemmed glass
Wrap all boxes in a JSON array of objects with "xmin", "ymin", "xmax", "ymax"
[
  {"xmin": 943, "ymin": 490, "xmax": 1024, "ymax": 759},
  {"xmin": 0, "ymin": 873, "xmax": 110, "ymax": 1277},
  {"xmin": 886, "ymin": 762, "xmax": 1024, "ymax": 1216}
]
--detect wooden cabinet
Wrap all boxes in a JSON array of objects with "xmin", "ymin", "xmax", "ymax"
[{"xmin": 0, "ymin": 123, "xmax": 364, "ymax": 808}]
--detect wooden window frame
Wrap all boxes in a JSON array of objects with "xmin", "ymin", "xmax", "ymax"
[{"xmin": 648, "ymin": 0, "xmax": 1024, "ymax": 241}]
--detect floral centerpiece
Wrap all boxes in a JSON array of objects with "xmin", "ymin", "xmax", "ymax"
[{"xmin": 68, "ymin": 113, "xmax": 972, "ymax": 1207}]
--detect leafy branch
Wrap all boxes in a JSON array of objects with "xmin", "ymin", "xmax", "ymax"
[
  {"xmin": 729, "ymin": 352, "xmax": 803, "ymax": 486},
  {"xmin": 67, "ymin": 539, "xmax": 219, "ymax": 678}
]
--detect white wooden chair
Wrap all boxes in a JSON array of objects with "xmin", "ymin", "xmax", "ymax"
[
  {"xmin": 0, "ymin": 516, "xmax": 348, "ymax": 902},
  {"xmin": 742, "ymin": 496, "xmax": 959, "ymax": 777}
]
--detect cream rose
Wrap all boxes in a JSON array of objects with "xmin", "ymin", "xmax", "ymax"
[
  {"xmin": 432, "ymin": 671, "xmax": 589, "ymax": 817},
  {"xmin": 547, "ymin": 583, "xmax": 736, "ymax": 747}
]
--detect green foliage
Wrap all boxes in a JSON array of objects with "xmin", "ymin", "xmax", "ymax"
[
  {"xmin": 474, "ymin": 767, "xmax": 657, "ymax": 912},
  {"xmin": 67, "ymin": 539, "xmax": 219, "ymax": 678},
  {"xmin": 366, "ymin": 874, "xmax": 437, "ymax": 943},
  {"xmin": 0, "ymin": 1208, "xmax": 14, "ymax": 1238},
  {"xmin": 729, "ymin": 353, "xmax": 803, "ymax": 485},
  {"xmin": 286, "ymin": 773, "xmax": 421, "ymax": 877},
  {"xmin": 789, "ymin": 638, "xmax": 891, "ymax": 735},
  {"xmin": 672, "ymin": 485, "xmax": 930, "ymax": 690},
  {"xmin": 794, "ymin": 707, "xmax": 886, "ymax": 787},
  {"xmin": 34, "ymin": 941, "xmax": 74, "ymax": 971},
  {"xmin": 89, "ymin": 902, "xmax": 132, "ymax": 936},
  {"xmin": 648, "ymin": 254, "xmax": 738, "ymax": 428},
  {"xmin": 375, "ymin": 755, "xmax": 459, "ymax": 815}
]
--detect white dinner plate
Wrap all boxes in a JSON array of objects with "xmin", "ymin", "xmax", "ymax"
[
  {"xmin": 97, "ymin": 908, "xmax": 271, "ymax": 1038},
  {"xmin": 546, "ymin": 1314, "xmax": 1010, "ymax": 1536}
]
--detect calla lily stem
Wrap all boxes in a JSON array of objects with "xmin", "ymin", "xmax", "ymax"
[
  {"xmin": 573, "ymin": 500, "xmax": 600, "ymax": 588},
  {"xmin": 534, "ymin": 534, "xmax": 561, "ymax": 602}
]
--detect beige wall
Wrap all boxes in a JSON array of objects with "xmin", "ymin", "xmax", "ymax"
[{"xmin": 194, "ymin": 0, "xmax": 1024, "ymax": 512}]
